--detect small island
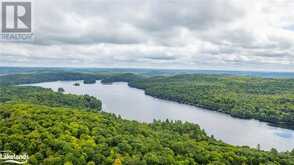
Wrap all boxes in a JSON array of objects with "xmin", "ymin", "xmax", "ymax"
[
  {"xmin": 73, "ymin": 83, "xmax": 80, "ymax": 86},
  {"xmin": 83, "ymin": 79, "xmax": 96, "ymax": 84},
  {"xmin": 58, "ymin": 87, "xmax": 65, "ymax": 92}
]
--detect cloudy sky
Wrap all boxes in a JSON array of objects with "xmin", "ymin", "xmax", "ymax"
[{"xmin": 1, "ymin": 0, "xmax": 294, "ymax": 71}]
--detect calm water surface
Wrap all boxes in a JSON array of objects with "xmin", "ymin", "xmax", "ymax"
[{"xmin": 29, "ymin": 81, "xmax": 294, "ymax": 151}]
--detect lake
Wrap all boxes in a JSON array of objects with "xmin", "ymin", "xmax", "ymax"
[{"xmin": 29, "ymin": 80, "xmax": 294, "ymax": 151}]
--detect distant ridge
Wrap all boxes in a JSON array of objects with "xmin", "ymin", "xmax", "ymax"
[{"xmin": 0, "ymin": 66, "xmax": 294, "ymax": 78}]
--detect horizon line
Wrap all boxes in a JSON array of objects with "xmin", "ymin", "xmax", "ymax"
[{"xmin": 1, "ymin": 65, "xmax": 294, "ymax": 73}]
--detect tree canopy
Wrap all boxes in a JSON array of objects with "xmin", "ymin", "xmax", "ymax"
[
  {"xmin": 128, "ymin": 74, "xmax": 294, "ymax": 128},
  {"xmin": 1, "ymin": 72, "xmax": 294, "ymax": 164},
  {"xmin": 1, "ymin": 102, "xmax": 294, "ymax": 164}
]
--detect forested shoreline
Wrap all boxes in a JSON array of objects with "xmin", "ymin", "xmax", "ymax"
[
  {"xmin": 96, "ymin": 72, "xmax": 294, "ymax": 129},
  {"xmin": 127, "ymin": 75, "xmax": 294, "ymax": 129},
  {"xmin": 1, "ymin": 72, "xmax": 294, "ymax": 128},
  {"xmin": 1, "ymin": 85, "xmax": 294, "ymax": 164},
  {"xmin": 1, "ymin": 71, "xmax": 294, "ymax": 164}
]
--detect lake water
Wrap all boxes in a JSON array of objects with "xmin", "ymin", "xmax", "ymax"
[{"xmin": 30, "ymin": 81, "xmax": 294, "ymax": 151}]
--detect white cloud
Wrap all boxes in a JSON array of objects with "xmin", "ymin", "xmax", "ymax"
[{"xmin": 1, "ymin": 0, "xmax": 294, "ymax": 71}]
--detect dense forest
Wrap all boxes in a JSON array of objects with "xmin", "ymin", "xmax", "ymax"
[
  {"xmin": 1, "ymin": 71, "xmax": 294, "ymax": 164},
  {"xmin": 1, "ymin": 72, "xmax": 294, "ymax": 128},
  {"xmin": 127, "ymin": 74, "xmax": 294, "ymax": 128},
  {"xmin": 101, "ymin": 73, "xmax": 144, "ymax": 84},
  {"xmin": 0, "ymin": 72, "xmax": 139, "ymax": 85},
  {"xmin": 0, "ymin": 86, "xmax": 101, "ymax": 111},
  {"xmin": 1, "ymin": 89, "xmax": 294, "ymax": 164},
  {"xmin": 0, "ymin": 72, "xmax": 108, "ymax": 85}
]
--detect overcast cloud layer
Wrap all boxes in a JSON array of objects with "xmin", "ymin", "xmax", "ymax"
[{"xmin": 1, "ymin": 0, "xmax": 294, "ymax": 71}]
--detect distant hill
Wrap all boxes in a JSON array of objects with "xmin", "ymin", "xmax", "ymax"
[{"xmin": 1, "ymin": 67, "xmax": 294, "ymax": 78}]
